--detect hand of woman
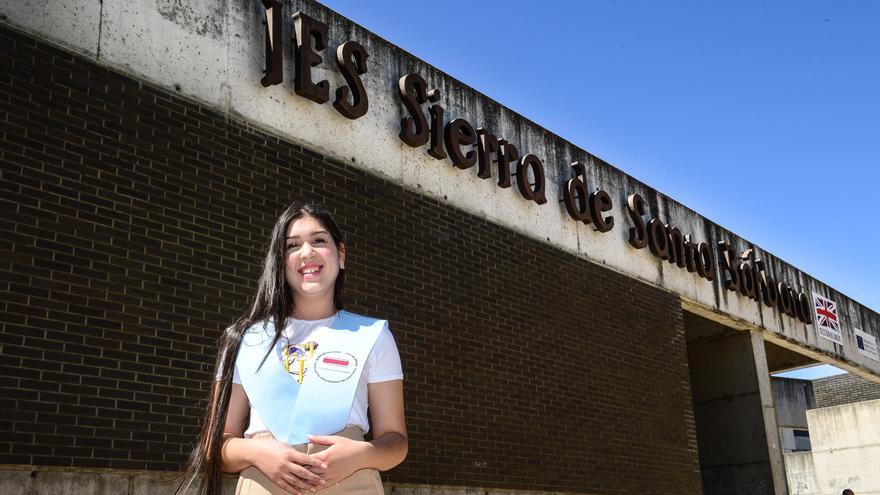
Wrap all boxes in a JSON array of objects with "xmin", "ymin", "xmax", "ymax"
[
  {"xmin": 305, "ymin": 435, "xmax": 371, "ymax": 485},
  {"xmin": 251, "ymin": 438, "xmax": 329, "ymax": 494}
]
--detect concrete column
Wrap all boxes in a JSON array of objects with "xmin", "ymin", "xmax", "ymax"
[
  {"xmin": 687, "ymin": 326, "xmax": 787, "ymax": 494},
  {"xmin": 750, "ymin": 330, "xmax": 789, "ymax": 495}
]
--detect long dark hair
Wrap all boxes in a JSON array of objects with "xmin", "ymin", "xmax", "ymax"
[{"xmin": 177, "ymin": 202, "xmax": 346, "ymax": 495}]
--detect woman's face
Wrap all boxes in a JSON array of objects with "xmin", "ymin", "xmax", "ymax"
[{"xmin": 284, "ymin": 214, "xmax": 345, "ymax": 305}]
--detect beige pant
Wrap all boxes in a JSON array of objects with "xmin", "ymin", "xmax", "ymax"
[{"xmin": 234, "ymin": 426, "xmax": 384, "ymax": 495}]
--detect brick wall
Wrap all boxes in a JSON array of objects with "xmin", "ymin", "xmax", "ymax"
[
  {"xmin": 0, "ymin": 24, "xmax": 701, "ymax": 493},
  {"xmin": 813, "ymin": 373, "xmax": 880, "ymax": 408}
]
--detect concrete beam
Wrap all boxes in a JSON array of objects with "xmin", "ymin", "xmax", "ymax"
[{"xmin": 765, "ymin": 340, "xmax": 818, "ymax": 374}]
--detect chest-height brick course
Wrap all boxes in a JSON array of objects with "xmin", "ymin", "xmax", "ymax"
[{"xmin": 0, "ymin": 24, "xmax": 701, "ymax": 493}]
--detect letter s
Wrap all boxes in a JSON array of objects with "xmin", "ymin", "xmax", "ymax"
[
  {"xmin": 333, "ymin": 41, "xmax": 369, "ymax": 119},
  {"xmin": 398, "ymin": 73, "xmax": 429, "ymax": 147}
]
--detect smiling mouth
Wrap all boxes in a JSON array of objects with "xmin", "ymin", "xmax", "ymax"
[{"xmin": 300, "ymin": 266, "xmax": 322, "ymax": 280}]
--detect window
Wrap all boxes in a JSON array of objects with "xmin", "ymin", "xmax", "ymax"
[{"xmin": 793, "ymin": 429, "xmax": 811, "ymax": 451}]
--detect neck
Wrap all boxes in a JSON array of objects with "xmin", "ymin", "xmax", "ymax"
[{"xmin": 292, "ymin": 298, "xmax": 337, "ymax": 321}]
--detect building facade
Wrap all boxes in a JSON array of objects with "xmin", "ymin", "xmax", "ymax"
[{"xmin": 1, "ymin": 1, "xmax": 878, "ymax": 494}]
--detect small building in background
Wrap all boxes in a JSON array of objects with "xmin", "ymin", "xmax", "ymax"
[
  {"xmin": 771, "ymin": 377, "xmax": 815, "ymax": 453},
  {"xmin": 773, "ymin": 374, "xmax": 880, "ymax": 495}
]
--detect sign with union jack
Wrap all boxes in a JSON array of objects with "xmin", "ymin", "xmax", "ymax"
[{"xmin": 812, "ymin": 292, "xmax": 843, "ymax": 345}]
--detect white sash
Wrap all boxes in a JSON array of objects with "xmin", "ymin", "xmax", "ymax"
[{"xmin": 235, "ymin": 311, "xmax": 385, "ymax": 444}]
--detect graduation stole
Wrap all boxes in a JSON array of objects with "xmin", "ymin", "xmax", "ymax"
[{"xmin": 236, "ymin": 311, "xmax": 384, "ymax": 444}]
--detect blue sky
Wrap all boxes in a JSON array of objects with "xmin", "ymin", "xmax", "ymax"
[
  {"xmin": 319, "ymin": 1, "xmax": 878, "ymax": 378},
  {"xmin": 773, "ymin": 363, "xmax": 847, "ymax": 380}
]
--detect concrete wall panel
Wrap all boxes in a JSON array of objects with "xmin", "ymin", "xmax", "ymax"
[
  {"xmin": 688, "ymin": 334, "xmax": 759, "ymax": 403},
  {"xmin": 785, "ymin": 400, "xmax": 880, "ymax": 495},
  {"xmin": 808, "ymin": 399, "xmax": 880, "ymax": 450},
  {"xmin": 700, "ymin": 464, "xmax": 775, "ymax": 495},
  {"xmin": 0, "ymin": 0, "xmax": 101, "ymax": 56},
  {"xmin": 771, "ymin": 378, "xmax": 814, "ymax": 428},
  {"xmin": 0, "ymin": 466, "xmax": 596, "ymax": 495},
  {"xmin": 99, "ymin": 0, "xmax": 229, "ymax": 109},
  {"xmin": 0, "ymin": 467, "xmax": 238, "ymax": 495},
  {"xmin": 686, "ymin": 327, "xmax": 784, "ymax": 493},
  {"xmin": 692, "ymin": 397, "xmax": 768, "ymax": 466},
  {"xmin": 0, "ymin": 468, "xmax": 130, "ymax": 495},
  {"xmin": 784, "ymin": 451, "xmax": 819, "ymax": 495}
]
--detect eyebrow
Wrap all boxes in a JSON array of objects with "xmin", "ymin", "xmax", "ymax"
[{"xmin": 286, "ymin": 230, "xmax": 329, "ymax": 240}]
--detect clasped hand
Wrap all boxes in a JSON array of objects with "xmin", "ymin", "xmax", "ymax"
[
  {"xmin": 251, "ymin": 438, "xmax": 327, "ymax": 495},
  {"xmin": 305, "ymin": 434, "xmax": 370, "ymax": 486},
  {"xmin": 253, "ymin": 435, "xmax": 369, "ymax": 494}
]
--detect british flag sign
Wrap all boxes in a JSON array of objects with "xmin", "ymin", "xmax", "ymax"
[{"xmin": 812, "ymin": 292, "xmax": 843, "ymax": 345}]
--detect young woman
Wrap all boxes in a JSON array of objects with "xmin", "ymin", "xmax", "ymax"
[{"xmin": 180, "ymin": 203, "xmax": 407, "ymax": 495}]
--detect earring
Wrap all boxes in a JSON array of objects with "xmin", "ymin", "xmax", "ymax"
[{"xmin": 340, "ymin": 259, "xmax": 345, "ymax": 270}]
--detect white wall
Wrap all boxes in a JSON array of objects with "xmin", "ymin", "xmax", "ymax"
[{"xmin": 785, "ymin": 399, "xmax": 880, "ymax": 495}]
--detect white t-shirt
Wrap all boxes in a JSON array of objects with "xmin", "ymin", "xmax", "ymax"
[{"xmin": 226, "ymin": 314, "xmax": 403, "ymax": 437}]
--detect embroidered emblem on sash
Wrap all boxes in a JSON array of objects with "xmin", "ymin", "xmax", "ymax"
[
  {"xmin": 283, "ymin": 341, "xmax": 319, "ymax": 384},
  {"xmin": 314, "ymin": 351, "xmax": 358, "ymax": 382}
]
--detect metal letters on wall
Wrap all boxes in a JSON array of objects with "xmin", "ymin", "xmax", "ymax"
[{"xmin": 253, "ymin": 11, "xmax": 816, "ymax": 328}]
